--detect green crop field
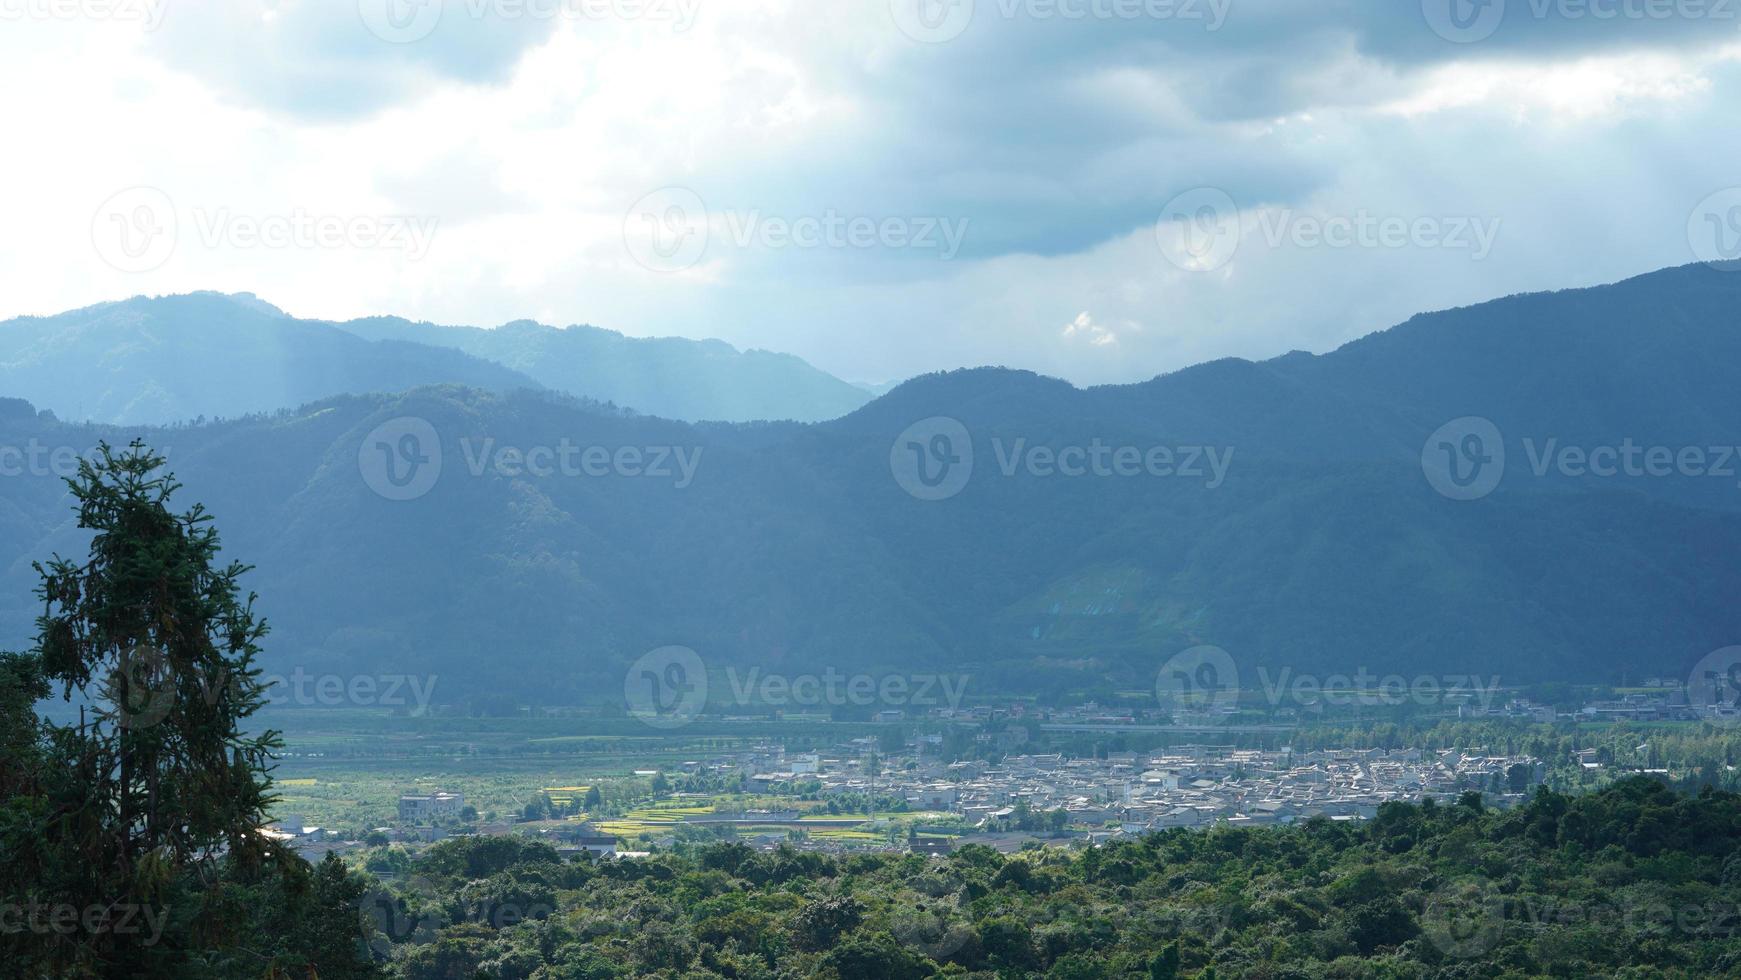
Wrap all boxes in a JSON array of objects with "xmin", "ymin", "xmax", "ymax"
[{"xmin": 256, "ymin": 709, "xmax": 912, "ymax": 830}]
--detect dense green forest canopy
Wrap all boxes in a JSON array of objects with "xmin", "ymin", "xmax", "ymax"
[{"xmin": 349, "ymin": 777, "xmax": 1741, "ymax": 979}]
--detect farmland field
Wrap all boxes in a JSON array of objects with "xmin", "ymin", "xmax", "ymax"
[{"xmin": 259, "ymin": 708, "xmax": 907, "ymax": 829}]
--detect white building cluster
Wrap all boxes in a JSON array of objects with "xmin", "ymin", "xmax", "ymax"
[{"xmin": 705, "ymin": 742, "xmax": 1541, "ymax": 835}]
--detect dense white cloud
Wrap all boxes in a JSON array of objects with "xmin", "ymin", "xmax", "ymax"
[
  {"xmin": 0, "ymin": 1, "xmax": 1737, "ymax": 386},
  {"xmin": 1063, "ymin": 311, "xmax": 1122, "ymax": 347}
]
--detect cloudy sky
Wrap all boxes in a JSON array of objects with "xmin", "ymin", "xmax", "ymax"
[{"xmin": 2, "ymin": 0, "xmax": 1739, "ymax": 386}]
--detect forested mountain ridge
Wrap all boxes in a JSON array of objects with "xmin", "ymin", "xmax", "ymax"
[
  {"xmin": 0, "ymin": 292, "xmax": 873, "ymax": 426},
  {"xmin": 1, "ymin": 264, "xmax": 1739, "ymax": 700},
  {"xmin": 0, "ymin": 293, "xmax": 544, "ymax": 425},
  {"xmin": 333, "ymin": 316, "xmax": 873, "ymax": 423}
]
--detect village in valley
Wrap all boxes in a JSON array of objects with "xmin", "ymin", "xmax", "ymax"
[
  {"xmin": 268, "ymin": 734, "xmax": 1546, "ymax": 864},
  {"xmin": 261, "ymin": 673, "xmax": 1741, "ymax": 871}
]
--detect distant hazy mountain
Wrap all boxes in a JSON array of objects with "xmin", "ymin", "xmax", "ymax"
[
  {"xmin": 853, "ymin": 379, "xmax": 905, "ymax": 398},
  {"xmin": 332, "ymin": 316, "xmax": 872, "ymax": 423},
  {"xmin": 0, "ymin": 293, "xmax": 541, "ymax": 425},
  {"xmin": 0, "ymin": 292, "xmax": 872, "ymax": 425},
  {"xmin": 1, "ymin": 264, "xmax": 1738, "ymax": 703}
]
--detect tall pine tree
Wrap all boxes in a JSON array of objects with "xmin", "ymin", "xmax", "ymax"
[{"xmin": 2, "ymin": 442, "xmax": 377, "ymax": 978}]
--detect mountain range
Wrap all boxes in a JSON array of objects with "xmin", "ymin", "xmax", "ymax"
[
  {"xmin": 333, "ymin": 314, "xmax": 873, "ymax": 424},
  {"xmin": 2, "ymin": 263, "xmax": 1739, "ymax": 707},
  {"xmin": 0, "ymin": 293, "xmax": 872, "ymax": 425}
]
